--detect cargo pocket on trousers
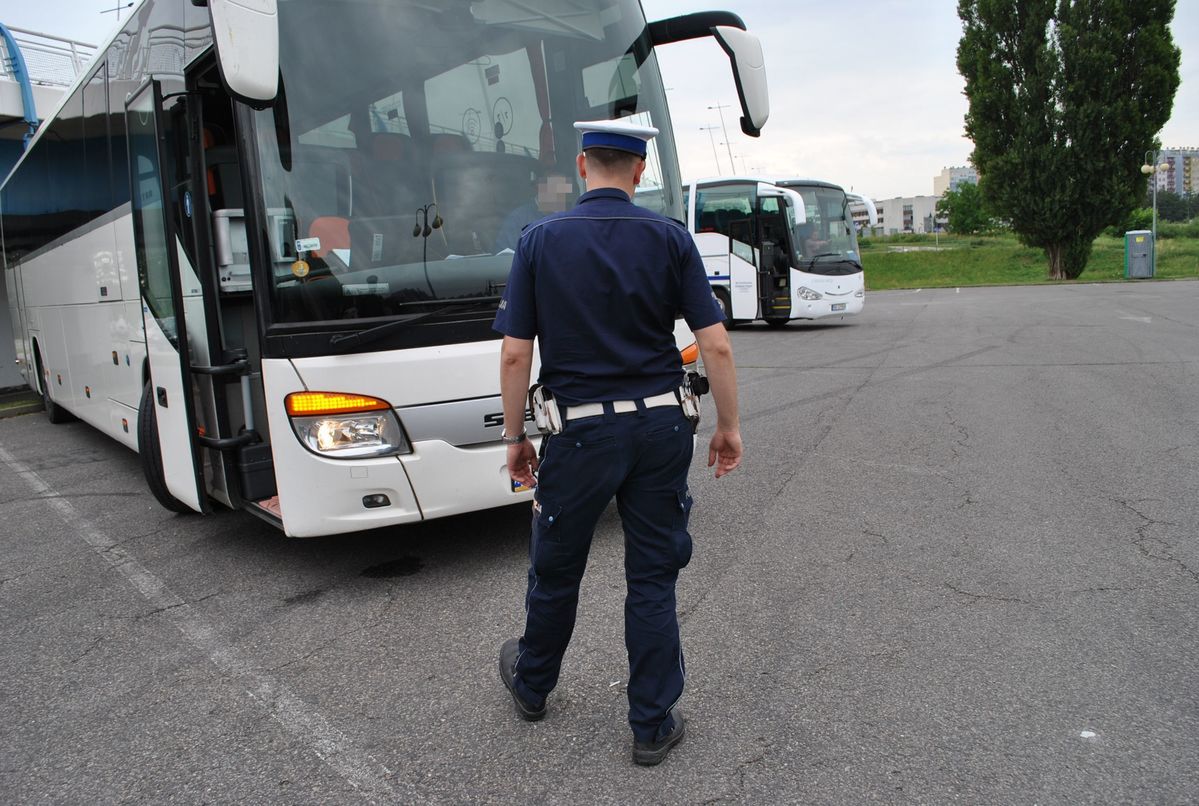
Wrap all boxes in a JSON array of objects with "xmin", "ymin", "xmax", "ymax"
[
  {"xmin": 530, "ymin": 498, "xmax": 573, "ymax": 577},
  {"xmin": 670, "ymin": 488, "xmax": 694, "ymax": 570}
]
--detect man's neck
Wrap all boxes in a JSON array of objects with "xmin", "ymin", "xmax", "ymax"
[{"xmin": 584, "ymin": 178, "xmax": 636, "ymax": 197}]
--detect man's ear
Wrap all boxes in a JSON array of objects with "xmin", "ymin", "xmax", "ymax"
[
  {"xmin": 632, "ymin": 158, "xmax": 647, "ymax": 186},
  {"xmin": 576, "ymin": 152, "xmax": 587, "ymax": 180}
]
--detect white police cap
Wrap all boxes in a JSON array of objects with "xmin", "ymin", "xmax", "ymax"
[{"xmin": 574, "ymin": 118, "xmax": 659, "ymax": 158}]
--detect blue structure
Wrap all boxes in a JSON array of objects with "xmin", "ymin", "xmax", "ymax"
[{"xmin": 0, "ymin": 22, "xmax": 41, "ymax": 150}]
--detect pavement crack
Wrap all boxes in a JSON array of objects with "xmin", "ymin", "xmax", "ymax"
[
  {"xmin": 701, "ymin": 737, "xmax": 773, "ymax": 804},
  {"xmin": 100, "ymin": 525, "xmax": 173, "ymax": 550},
  {"xmin": 268, "ymin": 587, "xmax": 396, "ymax": 673},
  {"xmin": 1108, "ymin": 496, "xmax": 1197, "ymax": 585},
  {"xmin": 70, "ymin": 635, "xmax": 107, "ymax": 664},
  {"xmin": 863, "ymin": 528, "xmax": 890, "ymax": 545},
  {"xmin": 944, "ymin": 582, "xmax": 1030, "ymax": 605}
]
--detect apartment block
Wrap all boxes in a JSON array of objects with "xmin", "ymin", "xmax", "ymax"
[
  {"xmin": 933, "ymin": 165, "xmax": 978, "ymax": 196},
  {"xmin": 1153, "ymin": 148, "xmax": 1199, "ymax": 195}
]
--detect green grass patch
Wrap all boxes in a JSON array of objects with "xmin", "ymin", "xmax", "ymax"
[{"xmin": 860, "ymin": 232, "xmax": 1199, "ymax": 290}]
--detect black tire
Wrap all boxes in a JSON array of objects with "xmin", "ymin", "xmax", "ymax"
[
  {"xmin": 714, "ymin": 289, "xmax": 736, "ymax": 330},
  {"xmin": 764, "ymin": 317, "xmax": 789, "ymax": 329},
  {"xmin": 34, "ymin": 347, "xmax": 73, "ymax": 424},
  {"xmin": 137, "ymin": 383, "xmax": 193, "ymax": 514}
]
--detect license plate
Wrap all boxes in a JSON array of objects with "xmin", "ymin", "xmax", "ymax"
[{"xmin": 831, "ymin": 303, "xmax": 847, "ymax": 312}]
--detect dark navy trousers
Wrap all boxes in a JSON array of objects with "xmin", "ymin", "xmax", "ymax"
[{"xmin": 512, "ymin": 405, "xmax": 694, "ymax": 743}]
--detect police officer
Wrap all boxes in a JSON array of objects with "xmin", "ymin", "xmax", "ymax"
[{"xmin": 493, "ymin": 118, "xmax": 743, "ymax": 766}]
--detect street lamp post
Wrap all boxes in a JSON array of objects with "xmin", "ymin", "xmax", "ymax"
[
  {"xmin": 100, "ymin": 2, "xmax": 134, "ymax": 20},
  {"xmin": 708, "ymin": 103, "xmax": 736, "ymax": 171},
  {"xmin": 1140, "ymin": 150, "xmax": 1170, "ymax": 245},
  {"xmin": 700, "ymin": 125, "xmax": 722, "ymax": 174}
]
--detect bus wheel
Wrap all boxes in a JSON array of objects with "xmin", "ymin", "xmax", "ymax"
[
  {"xmin": 765, "ymin": 317, "xmax": 789, "ymax": 329},
  {"xmin": 137, "ymin": 383, "xmax": 192, "ymax": 514},
  {"xmin": 34, "ymin": 347, "xmax": 73, "ymax": 424},
  {"xmin": 714, "ymin": 290, "xmax": 736, "ymax": 330}
]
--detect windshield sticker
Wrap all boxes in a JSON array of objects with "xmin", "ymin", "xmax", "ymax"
[
  {"xmin": 295, "ymin": 237, "xmax": 321, "ymax": 253},
  {"xmin": 343, "ymin": 283, "xmax": 390, "ymax": 296}
]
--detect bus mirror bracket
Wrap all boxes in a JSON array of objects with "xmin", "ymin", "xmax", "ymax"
[
  {"xmin": 712, "ymin": 26, "xmax": 769, "ymax": 137},
  {"xmin": 646, "ymin": 12, "xmax": 769, "ymax": 138},
  {"xmin": 209, "ymin": 0, "xmax": 279, "ymax": 107},
  {"xmin": 782, "ymin": 188, "xmax": 805, "ymax": 224}
]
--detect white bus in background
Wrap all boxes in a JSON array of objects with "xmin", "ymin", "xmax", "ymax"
[
  {"xmin": 683, "ymin": 177, "xmax": 869, "ymax": 327},
  {"xmin": 1, "ymin": 0, "xmax": 768, "ymax": 537}
]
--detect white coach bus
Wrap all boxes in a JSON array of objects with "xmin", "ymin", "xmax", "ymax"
[
  {"xmin": 1, "ymin": 0, "xmax": 768, "ymax": 536},
  {"xmin": 683, "ymin": 177, "xmax": 867, "ymax": 327}
]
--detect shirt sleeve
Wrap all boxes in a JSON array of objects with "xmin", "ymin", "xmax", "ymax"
[
  {"xmin": 492, "ymin": 239, "xmax": 537, "ymax": 339},
  {"xmin": 676, "ymin": 233, "xmax": 724, "ymax": 331}
]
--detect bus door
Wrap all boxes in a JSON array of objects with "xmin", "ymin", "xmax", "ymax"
[
  {"xmin": 126, "ymin": 80, "xmax": 208, "ymax": 513},
  {"xmin": 756, "ymin": 187, "xmax": 795, "ymax": 321}
]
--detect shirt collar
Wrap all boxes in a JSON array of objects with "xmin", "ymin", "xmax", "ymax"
[{"xmin": 577, "ymin": 187, "xmax": 632, "ymax": 205}]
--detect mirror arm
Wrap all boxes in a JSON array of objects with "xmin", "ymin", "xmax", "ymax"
[{"xmin": 647, "ymin": 11, "xmax": 746, "ymax": 46}]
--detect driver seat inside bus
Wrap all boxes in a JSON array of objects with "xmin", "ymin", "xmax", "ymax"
[{"xmin": 430, "ymin": 151, "xmax": 541, "ymax": 255}]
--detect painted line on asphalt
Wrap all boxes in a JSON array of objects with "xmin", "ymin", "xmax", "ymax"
[{"xmin": 0, "ymin": 444, "xmax": 409, "ymax": 805}]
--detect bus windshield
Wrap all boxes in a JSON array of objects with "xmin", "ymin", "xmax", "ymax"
[
  {"xmin": 787, "ymin": 184, "xmax": 862, "ymax": 275},
  {"xmin": 250, "ymin": 0, "xmax": 680, "ymax": 332}
]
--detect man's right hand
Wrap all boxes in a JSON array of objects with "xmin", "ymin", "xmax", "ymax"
[{"xmin": 708, "ymin": 429, "xmax": 742, "ymax": 478}]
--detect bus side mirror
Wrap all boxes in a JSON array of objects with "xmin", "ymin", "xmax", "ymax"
[
  {"xmin": 647, "ymin": 13, "xmax": 770, "ymax": 137},
  {"xmin": 209, "ymin": 0, "xmax": 279, "ymax": 107},
  {"xmin": 712, "ymin": 26, "xmax": 769, "ymax": 137}
]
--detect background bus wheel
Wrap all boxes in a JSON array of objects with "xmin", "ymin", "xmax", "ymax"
[
  {"xmin": 765, "ymin": 317, "xmax": 789, "ymax": 329},
  {"xmin": 34, "ymin": 348, "xmax": 73, "ymax": 424},
  {"xmin": 137, "ymin": 384, "xmax": 192, "ymax": 514},
  {"xmin": 715, "ymin": 290, "xmax": 736, "ymax": 330}
]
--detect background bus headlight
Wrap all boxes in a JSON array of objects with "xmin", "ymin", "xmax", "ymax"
[
  {"xmin": 285, "ymin": 392, "xmax": 411, "ymax": 458},
  {"xmin": 797, "ymin": 286, "xmax": 823, "ymax": 301}
]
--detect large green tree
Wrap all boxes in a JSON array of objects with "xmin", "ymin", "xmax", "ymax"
[{"xmin": 957, "ymin": 0, "xmax": 1180, "ymax": 279}]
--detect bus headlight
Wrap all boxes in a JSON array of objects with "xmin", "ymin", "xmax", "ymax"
[
  {"xmin": 797, "ymin": 286, "xmax": 823, "ymax": 301},
  {"xmin": 854, "ymin": 289, "xmax": 865, "ymax": 298},
  {"xmin": 285, "ymin": 392, "xmax": 412, "ymax": 458}
]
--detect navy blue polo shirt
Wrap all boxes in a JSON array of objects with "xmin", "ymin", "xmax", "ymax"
[{"xmin": 493, "ymin": 187, "xmax": 723, "ymax": 407}]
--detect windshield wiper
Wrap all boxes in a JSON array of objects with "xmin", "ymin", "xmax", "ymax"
[
  {"xmin": 328, "ymin": 298, "xmax": 499, "ymax": 352},
  {"xmin": 805, "ymin": 252, "xmax": 841, "ymax": 271}
]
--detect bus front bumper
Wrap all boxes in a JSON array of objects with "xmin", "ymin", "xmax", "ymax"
[{"xmin": 793, "ymin": 294, "xmax": 864, "ymax": 320}]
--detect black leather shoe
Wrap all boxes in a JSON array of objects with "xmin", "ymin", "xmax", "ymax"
[
  {"xmin": 633, "ymin": 708, "xmax": 685, "ymax": 766},
  {"xmin": 498, "ymin": 638, "xmax": 546, "ymax": 722}
]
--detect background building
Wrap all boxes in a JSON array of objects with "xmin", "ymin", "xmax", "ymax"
[
  {"xmin": 933, "ymin": 165, "xmax": 978, "ymax": 196},
  {"xmin": 869, "ymin": 195, "xmax": 942, "ymax": 235},
  {"xmin": 1153, "ymin": 148, "xmax": 1199, "ymax": 196}
]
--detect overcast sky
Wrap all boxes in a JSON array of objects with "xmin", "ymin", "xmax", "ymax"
[{"xmin": 3, "ymin": 0, "xmax": 1197, "ymax": 199}]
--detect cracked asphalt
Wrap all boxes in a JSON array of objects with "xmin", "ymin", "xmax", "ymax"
[{"xmin": 2, "ymin": 281, "xmax": 1197, "ymax": 804}]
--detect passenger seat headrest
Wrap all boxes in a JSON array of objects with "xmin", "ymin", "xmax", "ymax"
[{"xmin": 372, "ymin": 132, "xmax": 412, "ymax": 162}]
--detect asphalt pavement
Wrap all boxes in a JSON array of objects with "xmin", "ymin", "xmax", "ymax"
[{"xmin": 1, "ymin": 281, "xmax": 1196, "ymax": 804}]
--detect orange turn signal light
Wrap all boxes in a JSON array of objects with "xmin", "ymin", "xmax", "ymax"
[
  {"xmin": 285, "ymin": 391, "xmax": 391, "ymax": 417},
  {"xmin": 680, "ymin": 343, "xmax": 699, "ymax": 365}
]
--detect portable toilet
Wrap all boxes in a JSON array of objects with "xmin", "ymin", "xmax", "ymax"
[{"xmin": 1125, "ymin": 230, "xmax": 1154, "ymax": 279}]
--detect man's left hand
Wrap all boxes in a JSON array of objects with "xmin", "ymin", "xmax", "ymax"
[{"xmin": 507, "ymin": 440, "xmax": 539, "ymax": 488}]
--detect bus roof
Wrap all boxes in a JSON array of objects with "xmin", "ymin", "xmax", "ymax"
[
  {"xmin": 775, "ymin": 178, "xmax": 846, "ymax": 192},
  {"xmin": 685, "ymin": 176, "xmax": 847, "ymax": 193}
]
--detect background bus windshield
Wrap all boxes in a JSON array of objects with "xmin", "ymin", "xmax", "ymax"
[
  {"xmin": 250, "ymin": 0, "xmax": 680, "ymax": 331},
  {"xmin": 789, "ymin": 185, "xmax": 862, "ymax": 274}
]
